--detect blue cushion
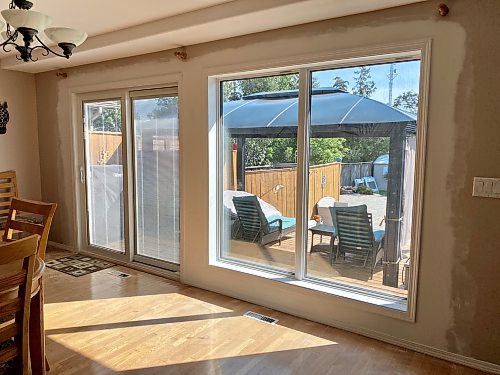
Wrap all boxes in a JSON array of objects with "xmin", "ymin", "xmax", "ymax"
[
  {"xmin": 267, "ymin": 215, "xmax": 296, "ymax": 230},
  {"xmin": 373, "ymin": 229, "xmax": 385, "ymax": 242}
]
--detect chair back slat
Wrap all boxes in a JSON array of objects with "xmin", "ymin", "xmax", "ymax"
[
  {"xmin": 0, "ymin": 323, "xmax": 19, "ymax": 343},
  {"xmin": 0, "ymin": 346, "xmax": 18, "ymax": 364},
  {"xmin": 335, "ymin": 209, "xmax": 375, "ymax": 258},
  {"xmin": 7, "ymin": 220, "xmax": 45, "ymax": 236},
  {"xmin": 2, "ymin": 198, "xmax": 57, "ymax": 259},
  {"xmin": 0, "ymin": 235, "xmax": 38, "ymax": 373},
  {"xmin": 0, "ymin": 271, "xmax": 26, "ymax": 292},
  {"xmin": 0, "ymin": 298, "xmax": 22, "ymax": 319},
  {"xmin": 0, "ymin": 171, "xmax": 17, "ymax": 228},
  {"xmin": 233, "ymin": 195, "xmax": 270, "ymax": 240}
]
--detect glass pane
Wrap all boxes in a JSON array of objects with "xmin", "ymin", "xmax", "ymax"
[
  {"xmin": 83, "ymin": 100, "xmax": 125, "ymax": 252},
  {"xmin": 221, "ymin": 74, "xmax": 299, "ymax": 273},
  {"xmin": 306, "ymin": 60, "xmax": 421, "ymax": 303},
  {"xmin": 133, "ymin": 94, "xmax": 180, "ymax": 264}
]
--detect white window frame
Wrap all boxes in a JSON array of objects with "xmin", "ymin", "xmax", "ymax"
[{"xmin": 208, "ymin": 39, "xmax": 431, "ymax": 321}]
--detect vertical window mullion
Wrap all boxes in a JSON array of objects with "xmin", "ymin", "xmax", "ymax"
[
  {"xmin": 122, "ymin": 94, "xmax": 135, "ymax": 263},
  {"xmin": 295, "ymin": 68, "xmax": 311, "ymax": 280}
]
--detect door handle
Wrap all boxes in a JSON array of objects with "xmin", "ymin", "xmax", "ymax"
[{"xmin": 80, "ymin": 166, "xmax": 85, "ymax": 184}]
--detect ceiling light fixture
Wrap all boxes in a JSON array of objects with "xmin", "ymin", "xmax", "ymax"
[{"xmin": 0, "ymin": 0, "xmax": 87, "ymax": 62}]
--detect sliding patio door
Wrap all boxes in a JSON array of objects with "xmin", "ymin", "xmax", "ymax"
[
  {"xmin": 131, "ymin": 89, "xmax": 180, "ymax": 267},
  {"xmin": 79, "ymin": 87, "xmax": 180, "ymax": 271},
  {"xmin": 82, "ymin": 98, "xmax": 127, "ymax": 254}
]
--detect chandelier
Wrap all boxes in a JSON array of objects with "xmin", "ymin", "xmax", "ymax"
[{"xmin": 0, "ymin": 0, "xmax": 87, "ymax": 62}]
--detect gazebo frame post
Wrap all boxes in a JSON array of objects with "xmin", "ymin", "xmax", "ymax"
[
  {"xmin": 383, "ymin": 125, "xmax": 406, "ymax": 287},
  {"xmin": 236, "ymin": 137, "xmax": 246, "ymax": 191}
]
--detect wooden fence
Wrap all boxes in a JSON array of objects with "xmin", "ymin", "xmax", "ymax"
[
  {"xmin": 340, "ymin": 162, "xmax": 373, "ymax": 186},
  {"xmin": 245, "ymin": 163, "xmax": 341, "ymax": 218},
  {"xmin": 88, "ymin": 132, "xmax": 122, "ymax": 165}
]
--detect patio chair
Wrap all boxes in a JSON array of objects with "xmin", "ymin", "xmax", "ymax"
[
  {"xmin": 332, "ymin": 205, "xmax": 384, "ymax": 278},
  {"xmin": 232, "ymin": 195, "xmax": 295, "ymax": 246},
  {"xmin": 316, "ymin": 196, "xmax": 348, "ymax": 227}
]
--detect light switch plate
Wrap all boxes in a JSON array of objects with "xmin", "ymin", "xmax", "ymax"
[{"xmin": 473, "ymin": 177, "xmax": 500, "ymax": 198}]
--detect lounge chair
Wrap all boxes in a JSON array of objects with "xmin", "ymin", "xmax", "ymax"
[
  {"xmin": 331, "ymin": 205, "xmax": 384, "ymax": 278},
  {"xmin": 232, "ymin": 195, "xmax": 295, "ymax": 246}
]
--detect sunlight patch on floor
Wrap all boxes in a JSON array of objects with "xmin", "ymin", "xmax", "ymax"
[
  {"xmin": 45, "ymin": 293, "xmax": 234, "ymax": 330},
  {"xmin": 46, "ymin": 315, "xmax": 336, "ymax": 372}
]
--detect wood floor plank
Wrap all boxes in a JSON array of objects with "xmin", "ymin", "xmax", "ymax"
[{"xmin": 43, "ymin": 247, "xmax": 487, "ymax": 375}]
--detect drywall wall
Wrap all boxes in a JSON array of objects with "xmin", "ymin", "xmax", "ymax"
[
  {"xmin": 0, "ymin": 70, "xmax": 41, "ymax": 199},
  {"xmin": 34, "ymin": 0, "xmax": 500, "ymax": 366}
]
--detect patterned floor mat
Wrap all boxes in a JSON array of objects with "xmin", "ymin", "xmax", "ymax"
[{"xmin": 46, "ymin": 254, "xmax": 115, "ymax": 277}]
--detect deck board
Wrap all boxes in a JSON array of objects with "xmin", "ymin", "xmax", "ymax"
[{"xmin": 227, "ymin": 230, "xmax": 408, "ymax": 298}]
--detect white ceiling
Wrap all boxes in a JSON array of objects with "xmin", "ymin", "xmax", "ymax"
[{"xmin": 0, "ymin": 0, "xmax": 425, "ymax": 73}]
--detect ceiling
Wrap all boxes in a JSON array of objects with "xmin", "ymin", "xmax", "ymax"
[{"xmin": 0, "ymin": 0, "xmax": 425, "ymax": 73}]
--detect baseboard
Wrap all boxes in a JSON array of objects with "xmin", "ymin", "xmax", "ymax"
[
  {"xmin": 46, "ymin": 240, "xmax": 499, "ymax": 373},
  {"xmin": 342, "ymin": 324, "xmax": 500, "ymax": 374},
  {"xmin": 47, "ymin": 241, "xmax": 76, "ymax": 253}
]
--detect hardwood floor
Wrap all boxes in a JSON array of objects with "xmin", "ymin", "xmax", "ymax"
[{"xmin": 43, "ymin": 247, "xmax": 486, "ymax": 375}]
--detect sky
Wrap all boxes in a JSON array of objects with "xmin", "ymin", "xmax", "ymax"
[{"xmin": 313, "ymin": 60, "xmax": 421, "ymax": 105}]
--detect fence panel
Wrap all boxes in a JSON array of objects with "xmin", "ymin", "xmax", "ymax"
[
  {"xmin": 340, "ymin": 162, "xmax": 373, "ymax": 186},
  {"xmin": 245, "ymin": 163, "xmax": 341, "ymax": 218},
  {"xmin": 88, "ymin": 132, "xmax": 122, "ymax": 165}
]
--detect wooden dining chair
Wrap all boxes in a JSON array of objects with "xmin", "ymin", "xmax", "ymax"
[
  {"xmin": 0, "ymin": 235, "xmax": 39, "ymax": 374},
  {"xmin": 0, "ymin": 170, "xmax": 18, "ymax": 234},
  {"xmin": 2, "ymin": 198, "xmax": 57, "ymax": 260}
]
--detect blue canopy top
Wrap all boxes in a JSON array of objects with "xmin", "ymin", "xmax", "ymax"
[{"xmin": 223, "ymin": 88, "xmax": 416, "ymax": 137}]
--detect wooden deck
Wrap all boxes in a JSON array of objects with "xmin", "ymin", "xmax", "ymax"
[{"xmin": 227, "ymin": 230, "xmax": 408, "ymax": 298}]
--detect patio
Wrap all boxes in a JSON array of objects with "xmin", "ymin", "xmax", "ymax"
[{"xmin": 227, "ymin": 229, "xmax": 407, "ymax": 298}]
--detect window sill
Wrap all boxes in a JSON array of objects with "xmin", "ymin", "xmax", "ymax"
[{"xmin": 211, "ymin": 258, "xmax": 409, "ymax": 318}]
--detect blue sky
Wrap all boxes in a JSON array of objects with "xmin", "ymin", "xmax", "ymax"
[{"xmin": 313, "ymin": 60, "xmax": 420, "ymax": 105}]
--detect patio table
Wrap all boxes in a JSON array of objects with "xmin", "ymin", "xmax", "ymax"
[{"xmin": 309, "ymin": 224, "xmax": 337, "ymax": 263}]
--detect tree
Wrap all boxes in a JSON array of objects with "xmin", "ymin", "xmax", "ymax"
[
  {"xmin": 352, "ymin": 66, "xmax": 376, "ymax": 97},
  {"xmin": 222, "ymin": 81, "xmax": 241, "ymax": 101},
  {"xmin": 342, "ymin": 137, "xmax": 389, "ymax": 163},
  {"xmin": 332, "ymin": 76, "xmax": 349, "ymax": 91},
  {"xmin": 147, "ymin": 96, "xmax": 179, "ymax": 119},
  {"xmin": 342, "ymin": 67, "xmax": 387, "ymax": 163},
  {"xmin": 91, "ymin": 107, "xmax": 121, "ymax": 132},
  {"xmin": 310, "ymin": 138, "xmax": 346, "ymax": 165},
  {"xmin": 393, "ymin": 91, "xmax": 418, "ymax": 114}
]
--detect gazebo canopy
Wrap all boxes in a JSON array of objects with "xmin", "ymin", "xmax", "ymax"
[{"xmin": 223, "ymin": 88, "xmax": 416, "ymax": 138}]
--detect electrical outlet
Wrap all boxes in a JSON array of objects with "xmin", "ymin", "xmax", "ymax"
[{"xmin": 473, "ymin": 177, "xmax": 500, "ymax": 199}]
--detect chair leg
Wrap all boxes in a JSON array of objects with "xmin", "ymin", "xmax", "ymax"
[{"xmin": 29, "ymin": 279, "xmax": 46, "ymax": 375}]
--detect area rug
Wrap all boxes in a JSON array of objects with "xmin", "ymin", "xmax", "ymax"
[{"xmin": 46, "ymin": 254, "xmax": 115, "ymax": 277}]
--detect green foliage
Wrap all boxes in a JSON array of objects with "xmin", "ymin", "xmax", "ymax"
[
  {"xmin": 352, "ymin": 66, "xmax": 376, "ymax": 98},
  {"xmin": 357, "ymin": 185, "xmax": 373, "ymax": 195},
  {"xmin": 148, "ymin": 96, "xmax": 179, "ymax": 119},
  {"xmin": 332, "ymin": 76, "xmax": 349, "ymax": 91},
  {"xmin": 244, "ymin": 137, "xmax": 346, "ymax": 167},
  {"xmin": 244, "ymin": 138, "xmax": 296, "ymax": 166},
  {"xmin": 342, "ymin": 138, "xmax": 389, "ymax": 163},
  {"xmin": 309, "ymin": 138, "xmax": 346, "ymax": 165},
  {"xmin": 91, "ymin": 107, "xmax": 121, "ymax": 132},
  {"xmin": 393, "ymin": 91, "xmax": 418, "ymax": 114}
]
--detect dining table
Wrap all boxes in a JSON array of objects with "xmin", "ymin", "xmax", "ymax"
[{"xmin": 0, "ymin": 250, "xmax": 47, "ymax": 375}]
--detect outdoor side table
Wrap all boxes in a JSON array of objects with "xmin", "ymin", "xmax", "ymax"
[{"xmin": 309, "ymin": 224, "xmax": 337, "ymax": 263}]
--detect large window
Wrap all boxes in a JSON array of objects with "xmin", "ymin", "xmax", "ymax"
[
  {"xmin": 221, "ymin": 74, "xmax": 298, "ymax": 273},
  {"xmin": 215, "ymin": 51, "xmax": 426, "ymax": 312}
]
